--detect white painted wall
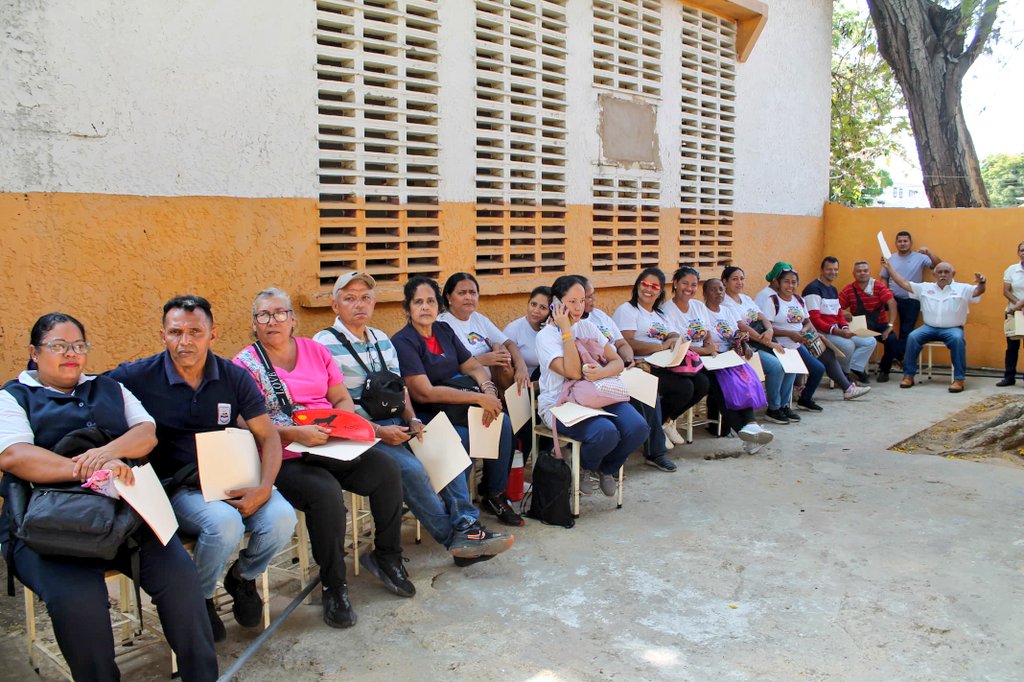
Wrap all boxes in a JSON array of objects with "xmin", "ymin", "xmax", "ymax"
[
  {"xmin": 733, "ymin": 0, "xmax": 832, "ymax": 217},
  {"xmin": 0, "ymin": 0, "xmax": 317, "ymax": 199}
]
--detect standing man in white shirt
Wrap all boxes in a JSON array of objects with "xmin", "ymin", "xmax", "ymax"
[
  {"xmin": 880, "ymin": 231, "xmax": 941, "ymax": 370},
  {"xmin": 998, "ymin": 242, "xmax": 1024, "ymax": 386},
  {"xmin": 884, "ymin": 260, "xmax": 986, "ymax": 393}
]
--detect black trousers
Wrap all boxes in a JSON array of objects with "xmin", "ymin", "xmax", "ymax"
[
  {"xmin": 12, "ymin": 532, "xmax": 218, "ymax": 682},
  {"xmin": 1004, "ymin": 334, "xmax": 1024, "ymax": 381},
  {"xmin": 881, "ymin": 297, "xmax": 921, "ymax": 372},
  {"xmin": 275, "ymin": 447, "xmax": 403, "ymax": 589},
  {"xmin": 650, "ymin": 366, "xmax": 710, "ymax": 421},
  {"xmin": 705, "ymin": 370, "xmax": 755, "ymax": 436}
]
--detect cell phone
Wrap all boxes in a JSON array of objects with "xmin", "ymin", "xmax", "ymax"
[{"xmin": 550, "ymin": 296, "xmax": 563, "ymax": 311}]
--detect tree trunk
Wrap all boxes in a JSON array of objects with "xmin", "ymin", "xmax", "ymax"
[{"xmin": 866, "ymin": 0, "xmax": 998, "ymax": 208}]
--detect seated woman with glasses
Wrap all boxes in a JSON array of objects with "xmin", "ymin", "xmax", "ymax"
[
  {"xmin": 233, "ymin": 289, "xmax": 415, "ymax": 630},
  {"xmin": 0, "ymin": 313, "xmax": 218, "ymax": 681},
  {"xmin": 613, "ymin": 267, "xmax": 710, "ymax": 451},
  {"xmin": 393, "ymin": 277, "xmax": 523, "ymax": 527}
]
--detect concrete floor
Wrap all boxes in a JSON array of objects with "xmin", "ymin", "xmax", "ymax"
[{"xmin": 3, "ymin": 377, "xmax": 1023, "ymax": 681}]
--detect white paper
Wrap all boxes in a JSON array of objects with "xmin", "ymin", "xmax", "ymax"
[
  {"xmin": 113, "ymin": 463, "xmax": 178, "ymax": 546},
  {"xmin": 701, "ymin": 350, "xmax": 747, "ymax": 370},
  {"xmin": 550, "ymin": 402, "xmax": 614, "ymax": 426},
  {"xmin": 645, "ymin": 338, "xmax": 691, "ymax": 368},
  {"xmin": 503, "ymin": 383, "xmax": 532, "ymax": 432},
  {"xmin": 620, "ymin": 367, "xmax": 659, "ymax": 407},
  {"xmin": 877, "ymin": 231, "xmax": 892, "ymax": 260},
  {"xmin": 747, "ymin": 352, "xmax": 765, "ymax": 381},
  {"xmin": 468, "ymin": 407, "xmax": 503, "ymax": 460},
  {"xmin": 1014, "ymin": 311, "xmax": 1024, "ymax": 336},
  {"xmin": 408, "ymin": 412, "xmax": 472, "ymax": 493},
  {"xmin": 849, "ymin": 315, "xmax": 880, "ymax": 337},
  {"xmin": 291, "ymin": 438, "xmax": 380, "ymax": 461},
  {"xmin": 195, "ymin": 428, "xmax": 262, "ymax": 502},
  {"xmin": 773, "ymin": 347, "xmax": 809, "ymax": 374}
]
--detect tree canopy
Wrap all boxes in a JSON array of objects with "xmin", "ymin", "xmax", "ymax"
[
  {"xmin": 830, "ymin": 5, "xmax": 908, "ymax": 206},
  {"xmin": 981, "ymin": 153, "xmax": 1024, "ymax": 207}
]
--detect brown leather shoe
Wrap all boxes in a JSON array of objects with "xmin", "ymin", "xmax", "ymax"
[
  {"xmin": 899, "ymin": 376, "xmax": 915, "ymax": 389},
  {"xmin": 949, "ymin": 379, "xmax": 965, "ymax": 393}
]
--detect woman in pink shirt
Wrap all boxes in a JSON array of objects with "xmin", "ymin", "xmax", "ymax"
[{"xmin": 234, "ymin": 288, "xmax": 413, "ymax": 630}]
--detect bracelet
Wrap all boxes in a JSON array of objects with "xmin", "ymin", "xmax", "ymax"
[
  {"xmin": 561, "ymin": 332, "xmax": 572, "ymax": 341},
  {"xmin": 408, "ymin": 417, "xmax": 422, "ymax": 425},
  {"xmin": 480, "ymin": 380, "xmax": 497, "ymax": 393}
]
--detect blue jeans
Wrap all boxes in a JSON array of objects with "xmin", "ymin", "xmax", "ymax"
[
  {"xmin": 904, "ymin": 325, "xmax": 966, "ymax": 380},
  {"xmin": 554, "ymin": 401, "xmax": 648, "ymax": 474},
  {"xmin": 797, "ymin": 345, "xmax": 826, "ymax": 403},
  {"xmin": 372, "ymin": 418, "xmax": 478, "ymax": 548},
  {"xmin": 171, "ymin": 487, "xmax": 297, "ymax": 598},
  {"xmin": 826, "ymin": 334, "xmax": 877, "ymax": 372},
  {"xmin": 631, "ymin": 396, "xmax": 667, "ymax": 459},
  {"xmin": 451, "ymin": 415, "xmax": 514, "ymax": 497},
  {"xmin": 758, "ymin": 349, "xmax": 796, "ymax": 409}
]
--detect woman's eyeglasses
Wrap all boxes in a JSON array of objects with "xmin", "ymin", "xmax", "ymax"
[
  {"xmin": 36, "ymin": 341, "xmax": 91, "ymax": 355},
  {"xmin": 254, "ymin": 310, "xmax": 293, "ymax": 324}
]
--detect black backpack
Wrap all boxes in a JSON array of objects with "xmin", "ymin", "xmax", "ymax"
[
  {"xmin": 322, "ymin": 327, "xmax": 406, "ymax": 420},
  {"xmin": 522, "ymin": 450, "xmax": 574, "ymax": 528}
]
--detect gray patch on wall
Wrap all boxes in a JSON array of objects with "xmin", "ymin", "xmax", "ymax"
[{"xmin": 598, "ymin": 94, "xmax": 659, "ymax": 170}]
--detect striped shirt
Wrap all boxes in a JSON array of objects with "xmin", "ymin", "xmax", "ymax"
[{"xmin": 311, "ymin": 319, "xmax": 401, "ymax": 421}]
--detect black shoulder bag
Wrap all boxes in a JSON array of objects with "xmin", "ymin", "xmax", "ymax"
[
  {"xmin": 322, "ymin": 327, "xmax": 406, "ymax": 420},
  {"xmin": 851, "ymin": 285, "xmax": 885, "ymax": 332},
  {"xmin": 522, "ymin": 450, "xmax": 574, "ymax": 528}
]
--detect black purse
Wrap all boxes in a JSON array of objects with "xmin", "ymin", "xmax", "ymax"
[
  {"xmin": 7, "ymin": 427, "xmax": 143, "ymax": 561},
  {"xmin": 323, "ymin": 327, "xmax": 406, "ymax": 420}
]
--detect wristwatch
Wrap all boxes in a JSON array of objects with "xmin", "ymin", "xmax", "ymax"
[{"xmin": 408, "ymin": 417, "xmax": 423, "ymax": 426}]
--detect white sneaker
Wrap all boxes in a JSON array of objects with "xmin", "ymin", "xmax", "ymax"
[
  {"xmin": 843, "ymin": 384, "xmax": 871, "ymax": 400},
  {"xmin": 663, "ymin": 422, "xmax": 685, "ymax": 445}
]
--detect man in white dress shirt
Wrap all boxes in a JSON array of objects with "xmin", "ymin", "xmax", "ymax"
[{"xmin": 884, "ymin": 260, "xmax": 986, "ymax": 393}]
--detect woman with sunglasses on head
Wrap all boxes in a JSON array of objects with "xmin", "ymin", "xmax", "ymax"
[
  {"xmin": 614, "ymin": 267, "xmax": 710, "ymax": 451},
  {"xmin": 393, "ymin": 277, "xmax": 523, "ymax": 527},
  {"xmin": 537, "ymin": 275, "xmax": 647, "ymax": 495},
  {"xmin": 0, "ymin": 314, "xmax": 218, "ymax": 681},
  {"xmin": 721, "ymin": 266, "xmax": 799, "ymax": 425},
  {"xmin": 233, "ymin": 289, "xmax": 415, "ymax": 630}
]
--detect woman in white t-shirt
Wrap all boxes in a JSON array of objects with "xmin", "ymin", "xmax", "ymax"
[
  {"xmin": 701, "ymin": 278, "xmax": 773, "ymax": 451},
  {"xmin": 537, "ymin": 275, "xmax": 647, "ymax": 496},
  {"xmin": 617, "ymin": 268, "xmax": 711, "ymax": 446},
  {"xmin": 999, "ymin": 241, "xmax": 1024, "ymax": 385},
  {"xmin": 502, "ymin": 285, "xmax": 550, "ymax": 380},
  {"xmin": 721, "ymin": 266, "xmax": 796, "ymax": 424},
  {"xmin": 439, "ymin": 272, "xmax": 530, "ymax": 394}
]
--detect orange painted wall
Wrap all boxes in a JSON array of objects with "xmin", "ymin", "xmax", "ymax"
[
  {"xmin": 0, "ymin": 193, "xmax": 325, "ymax": 376},
  {"xmin": 0, "ymin": 191, "xmax": 825, "ymax": 378},
  {"xmin": 824, "ymin": 202, "xmax": 1024, "ymax": 370}
]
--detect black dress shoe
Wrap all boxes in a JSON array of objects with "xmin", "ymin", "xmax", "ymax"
[
  {"xmin": 996, "ymin": 378, "xmax": 1015, "ymax": 387},
  {"xmin": 876, "ymin": 371, "xmax": 889, "ymax": 383}
]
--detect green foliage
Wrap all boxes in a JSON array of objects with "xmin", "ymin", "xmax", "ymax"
[
  {"xmin": 830, "ymin": 5, "xmax": 910, "ymax": 206},
  {"xmin": 982, "ymin": 153, "xmax": 1024, "ymax": 207}
]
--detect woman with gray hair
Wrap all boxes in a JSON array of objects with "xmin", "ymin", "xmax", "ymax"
[{"xmin": 233, "ymin": 288, "xmax": 414, "ymax": 630}]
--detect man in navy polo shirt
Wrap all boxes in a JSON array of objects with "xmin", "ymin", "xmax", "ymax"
[{"xmin": 109, "ymin": 295, "xmax": 296, "ymax": 642}]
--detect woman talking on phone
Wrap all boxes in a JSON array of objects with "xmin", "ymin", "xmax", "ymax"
[{"xmin": 536, "ymin": 275, "xmax": 647, "ymax": 496}]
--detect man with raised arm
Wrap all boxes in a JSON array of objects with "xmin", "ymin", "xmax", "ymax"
[{"xmin": 883, "ymin": 261, "xmax": 986, "ymax": 393}]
